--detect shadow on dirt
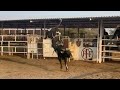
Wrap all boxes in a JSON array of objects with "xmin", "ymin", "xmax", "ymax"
[{"xmin": 0, "ymin": 56, "xmax": 56, "ymax": 71}]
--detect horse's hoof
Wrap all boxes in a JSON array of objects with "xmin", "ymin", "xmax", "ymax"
[
  {"xmin": 66, "ymin": 69, "xmax": 69, "ymax": 72},
  {"xmin": 60, "ymin": 68, "xmax": 62, "ymax": 70}
]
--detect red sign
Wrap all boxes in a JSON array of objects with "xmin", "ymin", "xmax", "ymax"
[
  {"xmin": 81, "ymin": 47, "xmax": 93, "ymax": 60},
  {"xmin": 76, "ymin": 39, "xmax": 81, "ymax": 47}
]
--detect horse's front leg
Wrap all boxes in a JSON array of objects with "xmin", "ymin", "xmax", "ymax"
[
  {"xmin": 58, "ymin": 57, "xmax": 62, "ymax": 70},
  {"xmin": 64, "ymin": 58, "xmax": 69, "ymax": 71}
]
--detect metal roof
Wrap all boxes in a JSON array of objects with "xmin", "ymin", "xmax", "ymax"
[{"xmin": 0, "ymin": 16, "xmax": 120, "ymax": 28}]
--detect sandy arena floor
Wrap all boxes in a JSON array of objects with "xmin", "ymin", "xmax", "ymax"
[{"xmin": 0, "ymin": 56, "xmax": 120, "ymax": 79}]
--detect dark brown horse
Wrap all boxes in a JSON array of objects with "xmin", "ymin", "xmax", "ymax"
[
  {"xmin": 45, "ymin": 29, "xmax": 72, "ymax": 71},
  {"xmin": 44, "ymin": 19, "xmax": 72, "ymax": 71},
  {"xmin": 52, "ymin": 36, "xmax": 72, "ymax": 71},
  {"xmin": 53, "ymin": 43, "xmax": 69, "ymax": 71}
]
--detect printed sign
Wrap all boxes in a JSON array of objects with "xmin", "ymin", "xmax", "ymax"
[{"xmin": 81, "ymin": 47, "xmax": 93, "ymax": 60}]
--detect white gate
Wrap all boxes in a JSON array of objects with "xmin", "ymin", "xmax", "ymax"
[{"xmin": 43, "ymin": 38, "xmax": 57, "ymax": 57}]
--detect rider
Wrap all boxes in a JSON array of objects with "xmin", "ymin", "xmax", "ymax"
[{"xmin": 44, "ymin": 28, "xmax": 52, "ymax": 39}]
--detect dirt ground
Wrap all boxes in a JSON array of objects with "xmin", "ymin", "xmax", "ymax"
[{"xmin": 0, "ymin": 55, "xmax": 120, "ymax": 79}]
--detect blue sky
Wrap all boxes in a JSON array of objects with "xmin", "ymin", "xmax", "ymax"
[{"xmin": 0, "ymin": 11, "xmax": 120, "ymax": 20}]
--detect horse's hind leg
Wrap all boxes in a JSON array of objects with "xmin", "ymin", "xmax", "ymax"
[
  {"xmin": 67, "ymin": 58, "xmax": 70, "ymax": 62},
  {"xmin": 68, "ymin": 58, "xmax": 70, "ymax": 62}
]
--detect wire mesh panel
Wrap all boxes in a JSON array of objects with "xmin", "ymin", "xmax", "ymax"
[
  {"xmin": 28, "ymin": 30, "xmax": 33, "ymax": 34},
  {"xmin": 3, "ymin": 36, "xmax": 15, "ymax": 41},
  {"xmin": 16, "ymin": 36, "xmax": 27, "ymax": 41},
  {"xmin": 10, "ymin": 30, "xmax": 15, "ymax": 35},
  {"xmin": 35, "ymin": 30, "xmax": 41, "ymax": 35},
  {"xmin": 16, "ymin": 47, "xmax": 26, "ymax": 52}
]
